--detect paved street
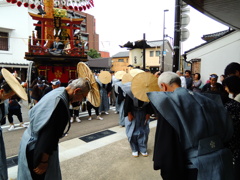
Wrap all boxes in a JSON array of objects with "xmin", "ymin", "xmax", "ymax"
[
  {"xmin": 2, "ymin": 100, "xmax": 161, "ymax": 180},
  {"xmin": 0, "ymin": 74, "xmax": 161, "ymax": 180},
  {"xmin": 2, "ymin": 100, "xmax": 119, "ymax": 158}
]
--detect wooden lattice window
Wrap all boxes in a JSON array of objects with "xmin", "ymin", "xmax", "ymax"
[{"xmin": 0, "ymin": 32, "xmax": 8, "ymax": 51}]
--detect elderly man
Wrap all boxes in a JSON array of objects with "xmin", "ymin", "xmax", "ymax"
[
  {"xmin": 147, "ymin": 71, "xmax": 234, "ymax": 180},
  {"xmin": 18, "ymin": 78, "xmax": 90, "ymax": 180},
  {"xmin": 176, "ymin": 70, "xmax": 187, "ymax": 88},
  {"xmin": 0, "ymin": 68, "xmax": 28, "ymax": 180}
]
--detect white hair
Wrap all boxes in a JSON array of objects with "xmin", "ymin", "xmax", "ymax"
[
  {"xmin": 158, "ymin": 71, "xmax": 181, "ymax": 88},
  {"xmin": 68, "ymin": 78, "xmax": 90, "ymax": 93},
  {"xmin": 176, "ymin": 70, "xmax": 183, "ymax": 75}
]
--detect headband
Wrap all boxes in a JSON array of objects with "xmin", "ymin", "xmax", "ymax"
[
  {"xmin": 210, "ymin": 74, "xmax": 218, "ymax": 79},
  {"xmin": 51, "ymin": 79, "xmax": 61, "ymax": 86}
]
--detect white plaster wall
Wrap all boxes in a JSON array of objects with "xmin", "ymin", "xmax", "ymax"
[
  {"xmin": 0, "ymin": 2, "xmax": 36, "ymax": 65},
  {"xmin": 185, "ymin": 31, "xmax": 240, "ymax": 83}
]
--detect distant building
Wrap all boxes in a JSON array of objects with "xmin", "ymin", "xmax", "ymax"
[
  {"xmin": 111, "ymin": 51, "xmax": 130, "ymax": 72},
  {"xmin": 184, "ymin": 29, "xmax": 240, "ymax": 83},
  {"xmin": 73, "ymin": 11, "xmax": 99, "ymax": 52},
  {"xmin": 118, "ymin": 40, "xmax": 173, "ymax": 73},
  {"xmin": 87, "ymin": 57, "xmax": 112, "ymax": 73},
  {"xmin": 131, "ymin": 40, "xmax": 173, "ymax": 72},
  {"xmin": 100, "ymin": 51, "xmax": 110, "ymax": 58}
]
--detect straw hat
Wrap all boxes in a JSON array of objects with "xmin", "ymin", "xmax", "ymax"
[
  {"xmin": 131, "ymin": 72, "xmax": 160, "ymax": 102},
  {"xmin": 115, "ymin": 71, "xmax": 126, "ymax": 80},
  {"xmin": 1, "ymin": 68, "xmax": 28, "ymax": 101},
  {"xmin": 121, "ymin": 73, "xmax": 133, "ymax": 84},
  {"xmin": 98, "ymin": 71, "xmax": 111, "ymax": 84},
  {"xmin": 77, "ymin": 62, "xmax": 100, "ymax": 107},
  {"xmin": 129, "ymin": 69, "xmax": 144, "ymax": 77}
]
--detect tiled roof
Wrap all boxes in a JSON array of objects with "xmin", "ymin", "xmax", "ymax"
[
  {"xmin": 87, "ymin": 57, "xmax": 112, "ymax": 68},
  {"xmin": 202, "ymin": 29, "xmax": 230, "ymax": 42},
  {"xmin": 112, "ymin": 51, "xmax": 129, "ymax": 58},
  {"xmin": 184, "ymin": 29, "xmax": 235, "ymax": 54},
  {"xmin": 146, "ymin": 40, "xmax": 164, "ymax": 47}
]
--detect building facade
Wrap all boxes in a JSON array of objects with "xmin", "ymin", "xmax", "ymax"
[
  {"xmin": 129, "ymin": 40, "xmax": 173, "ymax": 72},
  {"xmin": 111, "ymin": 40, "xmax": 174, "ymax": 73},
  {"xmin": 0, "ymin": 2, "xmax": 36, "ymax": 80},
  {"xmin": 111, "ymin": 51, "xmax": 130, "ymax": 72},
  {"xmin": 73, "ymin": 11, "xmax": 99, "ymax": 52},
  {"xmin": 184, "ymin": 30, "xmax": 240, "ymax": 83}
]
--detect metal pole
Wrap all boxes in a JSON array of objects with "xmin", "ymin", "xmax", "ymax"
[
  {"xmin": 161, "ymin": 9, "xmax": 169, "ymax": 72},
  {"xmin": 172, "ymin": 0, "xmax": 181, "ymax": 72},
  {"xmin": 143, "ymin": 33, "xmax": 146, "ymax": 71}
]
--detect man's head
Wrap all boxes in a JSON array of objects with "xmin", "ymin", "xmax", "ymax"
[
  {"xmin": 0, "ymin": 80, "xmax": 16, "ymax": 101},
  {"xmin": 158, "ymin": 71, "xmax": 181, "ymax": 92},
  {"xmin": 224, "ymin": 62, "xmax": 240, "ymax": 77},
  {"xmin": 37, "ymin": 80, "xmax": 46, "ymax": 90},
  {"xmin": 55, "ymin": 36, "xmax": 61, "ymax": 42},
  {"xmin": 75, "ymin": 39, "xmax": 80, "ymax": 44},
  {"xmin": 185, "ymin": 70, "xmax": 191, "ymax": 77},
  {"xmin": 176, "ymin": 70, "xmax": 183, "ymax": 76},
  {"xmin": 209, "ymin": 74, "xmax": 218, "ymax": 86},
  {"xmin": 66, "ymin": 78, "xmax": 90, "ymax": 103},
  {"xmin": 51, "ymin": 79, "xmax": 61, "ymax": 89}
]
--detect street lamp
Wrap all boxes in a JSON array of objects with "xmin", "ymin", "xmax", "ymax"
[{"xmin": 161, "ymin": 9, "xmax": 169, "ymax": 72}]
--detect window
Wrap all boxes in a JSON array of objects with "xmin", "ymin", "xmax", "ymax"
[
  {"xmin": 150, "ymin": 51, "xmax": 154, "ymax": 57},
  {"xmin": 156, "ymin": 51, "xmax": 161, "ymax": 56},
  {"xmin": 81, "ymin": 26, "xmax": 86, "ymax": 32},
  {"xmin": 0, "ymin": 32, "xmax": 8, "ymax": 51},
  {"xmin": 118, "ymin": 59, "xmax": 124, "ymax": 62},
  {"xmin": 81, "ymin": 36, "xmax": 88, "ymax": 41}
]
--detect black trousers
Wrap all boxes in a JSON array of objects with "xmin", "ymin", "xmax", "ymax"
[
  {"xmin": 7, "ymin": 108, "xmax": 23, "ymax": 124},
  {"xmin": 87, "ymin": 101, "xmax": 99, "ymax": 116},
  {"xmin": 69, "ymin": 109, "xmax": 79, "ymax": 117}
]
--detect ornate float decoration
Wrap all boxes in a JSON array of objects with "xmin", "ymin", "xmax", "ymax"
[{"xmin": 6, "ymin": 0, "xmax": 94, "ymax": 11}]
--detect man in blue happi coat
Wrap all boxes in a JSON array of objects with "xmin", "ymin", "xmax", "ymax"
[
  {"xmin": 18, "ymin": 78, "xmax": 90, "ymax": 180},
  {"xmin": 148, "ymin": 71, "xmax": 234, "ymax": 180}
]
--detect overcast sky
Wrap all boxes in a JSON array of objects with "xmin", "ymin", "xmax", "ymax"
[{"xmin": 86, "ymin": 0, "xmax": 228, "ymax": 56}]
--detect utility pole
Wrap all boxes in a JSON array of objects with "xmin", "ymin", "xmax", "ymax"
[
  {"xmin": 172, "ymin": 0, "xmax": 181, "ymax": 72},
  {"xmin": 143, "ymin": 33, "xmax": 146, "ymax": 71},
  {"xmin": 161, "ymin": 9, "xmax": 169, "ymax": 72}
]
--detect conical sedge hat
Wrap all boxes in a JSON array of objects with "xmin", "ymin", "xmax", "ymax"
[
  {"xmin": 131, "ymin": 72, "xmax": 160, "ymax": 102},
  {"xmin": 1, "ymin": 68, "xmax": 28, "ymax": 101},
  {"xmin": 129, "ymin": 69, "xmax": 144, "ymax": 77},
  {"xmin": 98, "ymin": 71, "xmax": 111, "ymax": 84},
  {"xmin": 121, "ymin": 73, "xmax": 133, "ymax": 84},
  {"xmin": 115, "ymin": 71, "xmax": 126, "ymax": 80},
  {"xmin": 77, "ymin": 62, "xmax": 100, "ymax": 107}
]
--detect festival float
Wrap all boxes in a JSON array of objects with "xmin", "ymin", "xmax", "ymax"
[{"xmin": 6, "ymin": 0, "xmax": 94, "ymax": 85}]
